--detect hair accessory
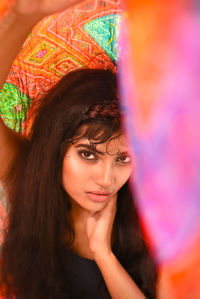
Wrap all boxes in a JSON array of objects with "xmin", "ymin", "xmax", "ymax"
[{"xmin": 87, "ymin": 101, "xmax": 120, "ymax": 119}]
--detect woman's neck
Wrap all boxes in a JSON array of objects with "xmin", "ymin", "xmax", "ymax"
[{"xmin": 69, "ymin": 201, "xmax": 94, "ymax": 260}]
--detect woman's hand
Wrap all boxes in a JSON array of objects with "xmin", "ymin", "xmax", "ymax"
[
  {"xmin": 12, "ymin": 0, "xmax": 83, "ymax": 19},
  {"xmin": 86, "ymin": 195, "xmax": 117, "ymax": 259},
  {"xmin": 87, "ymin": 196, "xmax": 146, "ymax": 299}
]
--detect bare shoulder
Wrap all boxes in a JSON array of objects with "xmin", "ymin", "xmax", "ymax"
[{"xmin": 0, "ymin": 117, "xmax": 25, "ymax": 183}]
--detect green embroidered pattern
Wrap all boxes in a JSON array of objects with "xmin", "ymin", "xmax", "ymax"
[
  {"xmin": 0, "ymin": 83, "xmax": 31, "ymax": 132},
  {"xmin": 84, "ymin": 14, "xmax": 121, "ymax": 62}
]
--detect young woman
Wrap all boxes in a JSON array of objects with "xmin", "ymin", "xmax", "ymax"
[{"xmin": 0, "ymin": 1, "xmax": 157, "ymax": 298}]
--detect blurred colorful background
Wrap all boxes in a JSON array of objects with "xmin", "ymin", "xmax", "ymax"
[{"xmin": 0, "ymin": 0, "xmax": 200, "ymax": 298}]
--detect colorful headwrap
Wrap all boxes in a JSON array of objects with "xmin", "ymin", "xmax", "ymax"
[{"xmin": 0, "ymin": 0, "xmax": 121, "ymax": 135}]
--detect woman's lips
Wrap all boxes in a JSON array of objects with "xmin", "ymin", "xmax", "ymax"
[{"xmin": 86, "ymin": 192, "xmax": 111, "ymax": 202}]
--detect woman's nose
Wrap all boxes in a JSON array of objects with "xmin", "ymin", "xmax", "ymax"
[{"xmin": 95, "ymin": 161, "xmax": 114, "ymax": 189}]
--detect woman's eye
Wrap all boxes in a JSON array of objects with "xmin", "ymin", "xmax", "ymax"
[
  {"xmin": 116, "ymin": 155, "xmax": 131, "ymax": 164},
  {"xmin": 78, "ymin": 151, "xmax": 97, "ymax": 160}
]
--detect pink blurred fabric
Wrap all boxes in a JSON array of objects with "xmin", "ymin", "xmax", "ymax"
[{"xmin": 119, "ymin": 0, "xmax": 200, "ymax": 298}]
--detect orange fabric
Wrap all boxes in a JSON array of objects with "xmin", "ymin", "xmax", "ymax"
[{"xmin": 158, "ymin": 236, "xmax": 200, "ymax": 298}]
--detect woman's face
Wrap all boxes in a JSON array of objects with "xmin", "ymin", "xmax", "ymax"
[{"xmin": 62, "ymin": 133, "xmax": 133, "ymax": 213}]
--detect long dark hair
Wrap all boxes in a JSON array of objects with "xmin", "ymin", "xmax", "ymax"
[{"xmin": 1, "ymin": 69, "xmax": 157, "ymax": 298}]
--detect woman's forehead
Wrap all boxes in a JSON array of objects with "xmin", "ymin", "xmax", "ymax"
[{"xmin": 74, "ymin": 134, "xmax": 130, "ymax": 154}]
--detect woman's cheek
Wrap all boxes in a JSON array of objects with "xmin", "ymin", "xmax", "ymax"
[
  {"xmin": 62, "ymin": 155, "xmax": 87, "ymax": 191},
  {"xmin": 117, "ymin": 166, "xmax": 132, "ymax": 189}
]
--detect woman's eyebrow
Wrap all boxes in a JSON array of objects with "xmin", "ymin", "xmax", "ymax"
[
  {"xmin": 75, "ymin": 144, "xmax": 130, "ymax": 156},
  {"xmin": 118, "ymin": 151, "xmax": 129, "ymax": 156},
  {"xmin": 74, "ymin": 144, "xmax": 105, "ymax": 155}
]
